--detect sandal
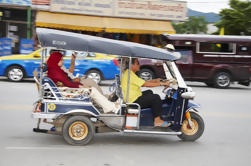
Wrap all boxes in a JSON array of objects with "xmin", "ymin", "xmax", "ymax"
[{"xmin": 154, "ymin": 121, "xmax": 171, "ymax": 128}]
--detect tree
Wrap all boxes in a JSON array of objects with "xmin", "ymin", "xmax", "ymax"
[
  {"xmin": 215, "ymin": 0, "xmax": 251, "ymax": 35},
  {"xmin": 172, "ymin": 16, "xmax": 208, "ymax": 34}
]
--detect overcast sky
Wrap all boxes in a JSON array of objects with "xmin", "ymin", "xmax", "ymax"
[{"xmin": 186, "ymin": 0, "xmax": 230, "ymax": 13}]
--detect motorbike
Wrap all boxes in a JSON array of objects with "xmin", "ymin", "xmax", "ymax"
[{"xmin": 32, "ymin": 28, "xmax": 205, "ymax": 145}]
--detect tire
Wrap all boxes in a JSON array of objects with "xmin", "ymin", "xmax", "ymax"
[
  {"xmin": 6, "ymin": 66, "xmax": 25, "ymax": 82},
  {"xmin": 178, "ymin": 112, "xmax": 204, "ymax": 141},
  {"xmin": 62, "ymin": 116, "xmax": 95, "ymax": 146},
  {"xmin": 86, "ymin": 70, "xmax": 102, "ymax": 84},
  {"xmin": 138, "ymin": 69, "xmax": 154, "ymax": 81},
  {"xmin": 213, "ymin": 72, "xmax": 231, "ymax": 88}
]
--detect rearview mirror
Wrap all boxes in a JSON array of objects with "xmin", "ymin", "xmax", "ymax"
[{"xmin": 181, "ymin": 91, "xmax": 195, "ymax": 100}]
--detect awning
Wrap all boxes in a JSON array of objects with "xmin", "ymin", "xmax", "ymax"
[{"xmin": 36, "ymin": 11, "xmax": 175, "ymax": 35}]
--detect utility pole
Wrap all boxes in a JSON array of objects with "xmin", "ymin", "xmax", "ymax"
[{"xmin": 27, "ymin": 6, "xmax": 31, "ymax": 39}]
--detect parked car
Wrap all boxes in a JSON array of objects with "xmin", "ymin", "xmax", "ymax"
[
  {"xmin": 0, "ymin": 48, "xmax": 119, "ymax": 83},
  {"xmin": 138, "ymin": 34, "xmax": 251, "ymax": 88}
]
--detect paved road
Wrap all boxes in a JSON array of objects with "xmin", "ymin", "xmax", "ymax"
[{"xmin": 0, "ymin": 78, "xmax": 251, "ymax": 166}]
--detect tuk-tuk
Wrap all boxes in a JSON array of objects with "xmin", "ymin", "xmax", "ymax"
[{"xmin": 32, "ymin": 28, "xmax": 204, "ymax": 145}]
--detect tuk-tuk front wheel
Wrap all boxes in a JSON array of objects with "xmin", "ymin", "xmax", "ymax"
[
  {"xmin": 178, "ymin": 112, "xmax": 204, "ymax": 141},
  {"xmin": 62, "ymin": 116, "xmax": 94, "ymax": 145}
]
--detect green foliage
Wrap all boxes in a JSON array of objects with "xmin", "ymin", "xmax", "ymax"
[
  {"xmin": 215, "ymin": 0, "xmax": 251, "ymax": 35},
  {"xmin": 172, "ymin": 16, "xmax": 208, "ymax": 34}
]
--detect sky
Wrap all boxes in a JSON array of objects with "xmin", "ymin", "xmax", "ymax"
[{"xmin": 186, "ymin": 0, "xmax": 230, "ymax": 13}]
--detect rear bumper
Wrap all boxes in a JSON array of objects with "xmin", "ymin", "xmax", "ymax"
[{"xmin": 32, "ymin": 112, "xmax": 59, "ymax": 119}]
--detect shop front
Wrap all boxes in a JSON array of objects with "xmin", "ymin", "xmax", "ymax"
[
  {"xmin": 35, "ymin": 11, "xmax": 176, "ymax": 45},
  {"xmin": 35, "ymin": 0, "xmax": 187, "ymax": 46}
]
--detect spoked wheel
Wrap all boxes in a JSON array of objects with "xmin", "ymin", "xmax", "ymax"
[
  {"xmin": 138, "ymin": 69, "xmax": 154, "ymax": 81},
  {"xmin": 6, "ymin": 66, "xmax": 25, "ymax": 82},
  {"xmin": 86, "ymin": 70, "xmax": 102, "ymax": 84},
  {"xmin": 178, "ymin": 112, "xmax": 204, "ymax": 141},
  {"xmin": 62, "ymin": 116, "xmax": 94, "ymax": 145},
  {"xmin": 213, "ymin": 72, "xmax": 231, "ymax": 88}
]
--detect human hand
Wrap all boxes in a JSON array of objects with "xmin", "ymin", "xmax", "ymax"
[
  {"xmin": 155, "ymin": 78, "xmax": 162, "ymax": 83},
  {"xmin": 56, "ymin": 81, "xmax": 64, "ymax": 87},
  {"xmin": 72, "ymin": 77, "xmax": 80, "ymax": 83},
  {"xmin": 72, "ymin": 51, "xmax": 77, "ymax": 59},
  {"xmin": 161, "ymin": 80, "xmax": 170, "ymax": 87}
]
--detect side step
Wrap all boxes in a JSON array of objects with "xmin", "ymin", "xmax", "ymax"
[
  {"xmin": 33, "ymin": 128, "xmax": 48, "ymax": 133},
  {"xmin": 33, "ymin": 128, "xmax": 61, "ymax": 135},
  {"xmin": 123, "ymin": 129, "xmax": 182, "ymax": 135}
]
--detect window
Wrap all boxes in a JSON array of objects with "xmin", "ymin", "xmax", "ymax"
[
  {"xmin": 176, "ymin": 50, "xmax": 193, "ymax": 64},
  {"xmin": 198, "ymin": 42, "xmax": 235, "ymax": 53}
]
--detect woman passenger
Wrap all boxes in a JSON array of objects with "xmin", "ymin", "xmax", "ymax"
[{"xmin": 46, "ymin": 51, "xmax": 120, "ymax": 113}]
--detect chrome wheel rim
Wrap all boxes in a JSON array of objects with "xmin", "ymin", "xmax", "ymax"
[
  {"xmin": 87, "ymin": 73, "xmax": 101, "ymax": 84},
  {"xmin": 8, "ymin": 68, "xmax": 23, "ymax": 81},
  {"xmin": 140, "ymin": 72, "xmax": 152, "ymax": 81},
  {"xmin": 68, "ymin": 121, "xmax": 88, "ymax": 140},
  {"xmin": 217, "ymin": 74, "xmax": 230, "ymax": 87}
]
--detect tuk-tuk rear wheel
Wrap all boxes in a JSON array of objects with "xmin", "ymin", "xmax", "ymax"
[
  {"xmin": 178, "ymin": 112, "xmax": 204, "ymax": 141},
  {"xmin": 62, "ymin": 116, "xmax": 94, "ymax": 145},
  {"xmin": 68, "ymin": 121, "xmax": 88, "ymax": 140}
]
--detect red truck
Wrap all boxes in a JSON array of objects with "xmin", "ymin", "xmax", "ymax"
[{"xmin": 138, "ymin": 34, "xmax": 251, "ymax": 88}]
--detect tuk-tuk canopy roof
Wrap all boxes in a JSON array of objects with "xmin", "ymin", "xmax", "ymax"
[{"xmin": 36, "ymin": 28, "xmax": 179, "ymax": 61}]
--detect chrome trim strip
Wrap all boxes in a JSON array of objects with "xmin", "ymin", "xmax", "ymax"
[
  {"xmin": 65, "ymin": 109, "xmax": 98, "ymax": 117},
  {"xmin": 123, "ymin": 130, "xmax": 182, "ymax": 135},
  {"xmin": 203, "ymin": 54, "xmax": 251, "ymax": 58},
  {"xmin": 42, "ymin": 99, "xmax": 93, "ymax": 105},
  {"xmin": 32, "ymin": 113, "xmax": 59, "ymax": 119}
]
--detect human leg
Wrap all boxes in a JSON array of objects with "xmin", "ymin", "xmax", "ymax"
[
  {"xmin": 89, "ymin": 87, "xmax": 120, "ymax": 113},
  {"xmin": 80, "ymin": 78, "xmax": 103, "ymax": 95},
  {"xmin": 134, "ymin": 93, "xmax": 168, "ymax": 127},
  {"xmin": 142, "ymin": 90, "xmax": 153, "ymax": 95},
  {"xmin": 134, "ymin": 93, "xmax": 162, "ymax": 117}
]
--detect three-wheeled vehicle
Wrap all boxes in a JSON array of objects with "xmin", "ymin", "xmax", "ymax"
[{"xmin": 32, "ymin": 28, "xmax": 205, "ymax": 145}]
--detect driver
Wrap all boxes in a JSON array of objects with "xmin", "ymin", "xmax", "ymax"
[{"xmin": 121, "ymin": 58, "xmax": 170, "ymax": 127}]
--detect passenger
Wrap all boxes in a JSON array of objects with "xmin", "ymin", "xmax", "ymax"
[
  {"xmin": 46, "ymin": 51, "xmax": 120, "ymax": 113},
  {"xmin": 121, "ymin": 58, "xmax": 170, "ymax": 127},
  {"xmin": 55, "ymin": 51, "xmax": 103, "ymax": 95}
]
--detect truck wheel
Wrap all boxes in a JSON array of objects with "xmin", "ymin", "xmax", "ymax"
[
  {"xmin": 6, "ymin": 66, "xmax": 25, "ymax": 82},
  {"xmin": 213, "ymin": 72, "xmax": 231, "ymax": 88},
  {"xmin": 178, "ymin": 112, "xmax": 204, "ymax": 141},
  {"xmin": 86, "ymin": 70, "xmax": 102, "ymax": 84},
  {"xmin": 138, "ymin": 69, "xmax": 154, "ymax": 81},
  {"xmin": 62, "ymin": 116, "xmax": 94, "ymax": 145}
]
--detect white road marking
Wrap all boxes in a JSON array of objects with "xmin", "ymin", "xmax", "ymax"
[{"xmin": 5, "ymin": 146, "xmax": 85, "ymax": 150}]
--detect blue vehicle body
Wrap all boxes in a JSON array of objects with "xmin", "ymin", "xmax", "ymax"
[{"xmin": 0, "ymin": 49, "xmax": 120, "ymax": 81}]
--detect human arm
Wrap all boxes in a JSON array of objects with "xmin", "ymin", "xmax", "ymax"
[
  {"xmin": 142, "ymin": 79, "xmax": 169, "ymax": 87},
  {"xmin": 54, "ymin": 73, "xmax": 80, "ymax": 88},
  {"xmin": 68, "ymin": 52, "xmax": 77, "ymax": 73},
  {"xmin": 146, "ymin": 78, "xmax": 161, "ymax": 83}
]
